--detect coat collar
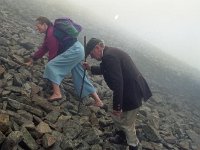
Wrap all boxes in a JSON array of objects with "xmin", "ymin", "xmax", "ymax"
[{"xmin": 102, "ymin": 46, "xmax": 109, "ymax": 57}]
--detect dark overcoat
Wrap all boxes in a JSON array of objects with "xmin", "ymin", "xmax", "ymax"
[{"xmin": 91, "ymin": 46, "xmax": 152, "ymax": 111}]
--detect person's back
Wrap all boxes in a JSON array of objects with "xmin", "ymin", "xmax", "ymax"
[
  {"xmin": 102, "ymin": 46, "xmax": 144, "ymax": 111},
  {"xmin": 105, "ymin": 47, "xmax": 152, "ymax": 101},
  {"xmin": 103, "ymin": 47, "xmax": 141, "ymax": 81},
  {"xmin": 85, "ymin": 38, "xmax": 152, "ymax": 150}
]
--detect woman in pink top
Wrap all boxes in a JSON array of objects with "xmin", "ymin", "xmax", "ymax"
[{"xmin": 25, "ymin": 16, "xmax": 103, "ymax": 107}]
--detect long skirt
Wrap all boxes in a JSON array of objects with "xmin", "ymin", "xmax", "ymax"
[{"xmin": 43, "ymin": 41, "xmax": 96, "ymax": 98}]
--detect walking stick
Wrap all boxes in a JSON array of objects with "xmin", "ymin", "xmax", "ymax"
[
  {"xmin": 29, "ymin": 65, "xmax": 33, "ymax": 100},
  {"xmin": 77, "ymin": 36, "xmax": 87, "ymax": 113}
]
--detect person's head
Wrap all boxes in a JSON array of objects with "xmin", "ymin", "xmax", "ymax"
[
  {"xmin": 35, "ymin": 16, "xmax": 52, "ymax": 33},
  {"xmin": 85, "ymin": 38, "xmax": 105, "ymax": 61}
]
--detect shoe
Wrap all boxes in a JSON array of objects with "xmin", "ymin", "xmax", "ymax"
[
  {"xmin": 129, "ymin": 145, "xmax": 138, "ymax": 150},
  {"xmin": 47, "ymin": 97, "xmax": 62, "ymax": 102},
  {"xmin": 108, "ymin": 134, "xmax": 127, "ymax": 145},
  {"xmin": 115, "ymin": 130, "xmax": 126, "ymax": 138}
]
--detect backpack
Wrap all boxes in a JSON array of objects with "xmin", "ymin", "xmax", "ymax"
[
  {"xmin": 53, "ymin": 17, "xmax": 82, "ymax": 54},
  {"xmin": 53, "ymin": 17, "xmax": 82, "ymax": 40}
]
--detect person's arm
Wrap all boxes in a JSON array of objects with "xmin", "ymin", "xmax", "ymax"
[
  {"xmin": 103, "ymin": 55, "xmax": 123, "ymax": 112},
  {"xmin": 46, "ymin": 32, "xmax": 59, "ymax": 60},
  {"xmin": 32, "ymin": 27, "xmax": 59, "ymax": 61},
  {"xmin": 24, "ymin": 41, "xmax": 48, "ymax": 66},
  {"xmin": 32, "ymin": 40, "xmax": 48, "ymax": 61},
  {"xmin": 82, "ymin": 62, "xmax": 103, "ymax": 75}
]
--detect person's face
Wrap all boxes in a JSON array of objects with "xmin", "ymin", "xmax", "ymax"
[
  {"xmin": 90, "ymin": 45, "xmax": 103, "ymax": 61},
  {"xmin": 35, "ymin": 22, "xmax": 48, "ymax": 33}
]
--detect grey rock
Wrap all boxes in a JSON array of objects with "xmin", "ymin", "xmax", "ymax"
[
  {"xmin": 31, "ymin": 95, "xmax": 61, "ymax": 113},
  {"xmin": 163, "ymin": 135, "xmax": 177, "ymax": 144},
  {"xmin": 36, "ymin": 121, "xmax": 52, "ymax": 134},
  {"xmin": 0, "ymin": 47, "xmax": 9, "ymax": 58},
  {"xmin": 178, "ymin": 140, "xmax": 191, "ymax": 150},
  {"xmin": 18, "ymin": 40, "xmax": 35, "ymax": 50},
  {"xmin": 5, "ymin": 97, "xmax": 44, "ymax": 117},
  {"xmin": 142, "ymin": 124, "xmax": 161, "ymax": 142},
  {"xmin": 45, "ymin": 111, "xmax": 61, "ymax": 123},
  {"xmin": 0, "ymin": 131, "xmax": 5, "ymax": 144},
  {"xmin": 89, "ymin": 113, "xmax": 99, "ymax": 126},
  {"xmin": 5, "ymin": 86, "xmax": 22, "ymax": 93},
  {"xmin": 0, "ymin": 113, "xmax": 10, "ymax": 133},
  {"xmin": 51, "ymin": 130, "xmax": 64, "ymax": 142},
  {"xmin": 3, "ymin": 72, "xmax": 13, "ymax": 81},
  {"xmin": 0, "ymin": 65, "xmax": 5, "ymax": 76},
  {"xmin": 186, "ymin": 130, "xmax": 200, "ymax": 149},
  {"xmin": 2, "ymin": 101, "xmax": 7, "ymax": 110},
  {"xmin": 99, "ymin": 117, "xmax": 113, "ymax": 127},
  {"xmin": 1, "ymin": 131, "xmax": 23, "ymax": 150},
  {"xmin": 54, "ymin": 115, "xmax": 72, "ymax": 132},
  {"xmin": 11, "ymin": 120, "xmax": 20, "ymax": 131},
  {"xmin": 0, "ymin": 37, "xmax": 10, "ymax": 46},
  {"xmin": 60, "ymin": 138, "xmax": 74, "ymax": 150},
  {"xmin": 42, "ymin": 133, "xmax": 56, "ymax": 148},
  {"xmin": 72, "ymin": 116, "xmax": 88, "ymax": 126},
  {"xmin": 21, "ymin": 121, "xmax": 35, "ymax": 129},
  {"xmin": 21, "ymin": 127, "xmax": 39, "ymax": 150},
  {"xmin": 0, "ymin": 109, "xmax": 29, "ymax": 126},
  {"xmin": 0, "ymin": 57, "xmax": 20, "ymax": 68},
  {"xmin": 73, "ymin": 139, "xmax": 90, "ymax": 150},
  {"xmin": 91, "ymin": 144, "xmax": 102, "ymax": 150},
  {"xmin": 79, "ymin": 127, "xmax": 101, "ymax": 145},
  {"xmin": 13, "ymin": 73, "xmax": 24, "ymax": 86},
  {"xmin": 62, "ymin": 120, "xmax": 82, "ymax": 140},
  {"xmin": 17, "ymin": 110, "xmax": 33, "ymax": 121}
]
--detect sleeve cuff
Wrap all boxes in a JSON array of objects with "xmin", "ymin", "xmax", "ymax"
[
  {"xmin": 31, "ymin": 55, "xmax": 37, "ymax": 61},
  {"xmin": 113, "ymin": 104, "xmax": 121, "ymax": 111}
]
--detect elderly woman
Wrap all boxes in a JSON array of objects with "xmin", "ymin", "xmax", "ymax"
[{"xmin": 25, "ymin": 16, "xmax": 103, "ymax": 107}]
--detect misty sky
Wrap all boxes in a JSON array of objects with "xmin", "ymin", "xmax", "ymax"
[{"xmin": 68, "ymin": 0, "xmax": 200, "ymax": 70}]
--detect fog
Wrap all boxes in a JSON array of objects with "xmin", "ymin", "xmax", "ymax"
[{"xmin": 65, "ymin": 0, "xmax": 200, "ymax": 70}]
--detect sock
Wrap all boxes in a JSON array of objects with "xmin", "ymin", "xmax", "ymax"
[{"xmin": 129, "ymin": 143, "xmax": 137, "ymax": 147}]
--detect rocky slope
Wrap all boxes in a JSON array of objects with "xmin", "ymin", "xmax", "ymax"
[{"xmin": 0, "ymin": 0, "xmax": 200, "ymax": 150}]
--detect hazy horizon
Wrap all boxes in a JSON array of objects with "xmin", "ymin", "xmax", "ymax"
[{"xmin": 64, "ymin": 0, "xmax": 200, "ymax": 71}]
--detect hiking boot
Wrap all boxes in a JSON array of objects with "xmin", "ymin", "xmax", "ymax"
[
  {"xmin": 129, "ymin": 145, "xmax": 138, "ymax": 150},
  {"xmin": 115, "ymin": 130, "xmax": 126, "ymax": 138},
  {"xmin": 108, "ymin": 134, "xmax": 127, "ymax": 145}
]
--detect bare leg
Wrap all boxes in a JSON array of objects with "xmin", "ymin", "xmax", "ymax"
[
  {"xmin": 90, "ymin": 92, "xmax": 104, "ymax": 107},
  {"xmin": 49, "ymin": 82, "xmax": 62, "ymax": 100}
]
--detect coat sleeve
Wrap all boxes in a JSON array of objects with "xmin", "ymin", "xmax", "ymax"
[
  {"xmin": 32, "ymin": 27, "xmax": 59, "ymax": 61},
  {"xmin": 32, "ymin": 40, "xmax": 48, "ymax": 61},
  {"xmin": 46, "ymin": 32, "xmax": 59, "ymax": 60},
  {"xmin": 103, "ymin": 55, "xmax": 123, "ymax": 111}
]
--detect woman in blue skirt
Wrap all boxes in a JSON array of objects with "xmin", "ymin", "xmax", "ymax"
[{"xmin": 25, "ymin": 16, "xmax": 103, "ymax": 107}]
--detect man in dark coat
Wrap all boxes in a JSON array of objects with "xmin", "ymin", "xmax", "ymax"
[{"xmin": 84, "ymin": 38, "xmax": 152, "ymax": 150}]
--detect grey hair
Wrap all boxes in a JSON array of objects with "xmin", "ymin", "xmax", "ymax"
[{"xmin": 99, "ymin": 40, "xmax": 105, "ymax": 48}]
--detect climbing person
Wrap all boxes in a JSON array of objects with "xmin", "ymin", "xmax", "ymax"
[
  {"xmin": 25, "ymin": 17, "xmax": 103, "ymax": 107},
  {"xmin": 83, "ymin": 38, "xmax": 152, "ymax": 150}
]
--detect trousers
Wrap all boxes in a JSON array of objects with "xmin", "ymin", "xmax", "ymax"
[{"xmin": 112, "ymin": 108, "xmax": 140, "ymax": 146}]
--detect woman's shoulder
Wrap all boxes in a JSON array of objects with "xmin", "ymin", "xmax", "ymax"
[
  {"xmin": 46, "ymin": 26, "xmax": 58, "ymax": 42},
  {"xmin": 46, "ymin": 26, "xmax": 54, "ymax": 37}
]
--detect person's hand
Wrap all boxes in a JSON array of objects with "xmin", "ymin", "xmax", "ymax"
[
  {"xmin": 24, "ymin": 58, "xmax": 33, "ymax": 66},
  {"xmin": 82, "ymin": 62, "xmax": 91, "ymax": 70},
  {"xmin": 112, "ymin": 110, "xmax": 122, "ymax": 117}
]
